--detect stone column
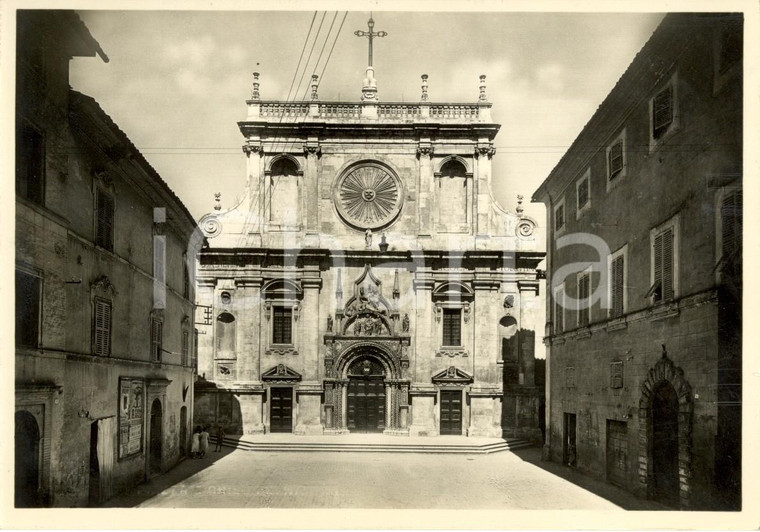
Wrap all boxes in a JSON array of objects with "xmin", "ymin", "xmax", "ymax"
[
  {"xmin": 417, "ymin": 143, "xmax": 434, "ymax": 237},
  {"xmin": 341, "ymin": 382, "xmax": 348, "ymax": 431},
  {"xmin": 385, "ymin": 384, "xmax": 392, "ymax": 430},
  {"xmin": 243, "ymin": 141, "xmax": 264, "ymax": 236}
]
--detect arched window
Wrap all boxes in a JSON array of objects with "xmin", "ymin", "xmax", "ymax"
[
  {"xmin": 268, "ymin": 157, "xmax": 300, "ymax": 227},
  {"xmin": 215, "ymin": 312, "xmax": 236, "ymax": 358},
  {"xmin": 437, "ymin": 159, "xmax": 469, "ymax": 225}
]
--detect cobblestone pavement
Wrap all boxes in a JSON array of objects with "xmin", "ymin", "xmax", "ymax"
[{"xmin": 103, "ymin": 446, "xmax": 666, "ymax": 510}]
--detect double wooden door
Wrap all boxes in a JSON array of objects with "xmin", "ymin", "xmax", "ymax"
[
  {"xmin": 606, "ymin": 420, "xmax": 628, "ymax": 487},
  {"xmin": 439, "ymin": 390, "xmax": 462, "ymax": 435},
  {"xmin": 347, "ymin": 377, "xmax": 385, "ymax": 432},
  {"xmin": 270, "ymin": 387, "xmax": 293, "ymax": 433}
]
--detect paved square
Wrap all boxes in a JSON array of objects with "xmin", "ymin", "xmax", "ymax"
[{"xmin": 104, "ymin": 447, "xmax": 666, "ymax": 510}]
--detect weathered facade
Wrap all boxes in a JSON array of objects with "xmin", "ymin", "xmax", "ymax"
[
  {"xmin": 15, "ymin": 11, "xmax": 199, "ymax": 507},
  {"xmin": 195, "ymin": 44, "xmax": 545, "ymax": 439},
  {"xmin": 532, "ymin": 14, "xmax": 742, "ymax": 510}
]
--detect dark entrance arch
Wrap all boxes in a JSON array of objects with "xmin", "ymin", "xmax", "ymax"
[
  {"xmin": 652, "ymin": 382, "xmax": 679, "ymax": 505},
  {"xmin": 638, "ymin": 352, "xmax": 693, "ymax": 508},
  {"xmin": 347, "ymin": 356, "xmax": 386, "ymax": 433},
  {"xmin": 149, "ymin": 399, "xmax": 163, "ymax": 475},
  {"xmin": 15, "ymin": 410, "xmax": 41, "ymax": 507}
]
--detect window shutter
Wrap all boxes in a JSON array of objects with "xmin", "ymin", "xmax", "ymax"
[
  {"xmin": 578, "ymin": 274, "xmax": 590, "ymax": 326},
  {"xmin": 578, "ymin": 178, "xmax": 589, "ymax": 209},
  {"xmin": 554, "ymin": 297, "xmax": 563, "ymax": 334},
  {"xmin": 182, "ymin": 331, "xmax": 189, "ymax": 366},
  {"xmin": 612, "ymin": 255, "xmax": 624, "ymax": 317},
  {"xmin": 722, "ymin": 190, "xmax": 742, "ymax": 260},
  {"xmin": 555, "ymin": 204, "xmax": 565, "ymax": 231},
  {"xmin": 97, "ymin": 192, "xmax": 114, "ymax": 251},
  {"xmin": 653, "ymin": 232, "xmax": 664, "ymax": 301},
  {"xmin": 653, "ymin": 86, "xmax": 673, "ymax": 139},
  {"xmin": 94, "ymin": 299, "xmax": 112, "ymax": 356},
  {"xmin": 153, "ymin": 237, "xmax": 165, "ymax": 284},
  {"xmin": 661, "ymin": 228, "xmax": 674, "ymax": 300},
  {"xmin": 151, "ymin": 318, "xmax": 162, "ymax": 361},
  {"xmin": 608, "ymin": 141, "xmax": 623, "ymax": 179},
  {"xmin": 442, "ymin": 308, "xmax": 461, "ymax": 346}
]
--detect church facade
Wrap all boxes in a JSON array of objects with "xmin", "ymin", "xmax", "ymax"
[{"xmin": 195, "ymin": 54, "xmax": 545, "ymax": 438}]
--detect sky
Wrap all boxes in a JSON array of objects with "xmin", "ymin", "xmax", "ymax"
[{"xmin": 69, "ymin": 10, "xmax": 665, "ymax": 224}]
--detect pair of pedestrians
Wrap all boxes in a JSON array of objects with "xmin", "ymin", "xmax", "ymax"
[{"xmin": 190, "ymin": 425, "xmax": 224, "ymax": 458}]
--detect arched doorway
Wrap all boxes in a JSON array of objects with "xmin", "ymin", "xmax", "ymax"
[
  {"xmin": 149, "ymin": 399, "xmax": 162, "ymax": 475},
  {"xmin": 652, "ymin": 381, "xmax": 679, "ymax": 505},
  {"xmin": 15, "ymin": 410, "xmax": 41, "ymax": 507},
  {"xmin": 347, "ymin": 356, "xmax": 386, "ymax": 433},
  {"xmin": 179, "ymin": 406, "xmax": 188, "ymax": 457}
]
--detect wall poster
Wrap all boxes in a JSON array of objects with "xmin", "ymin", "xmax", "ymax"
[{"xmin": 118, "ymin": 377, "xmax": 144, "ymax": 459}]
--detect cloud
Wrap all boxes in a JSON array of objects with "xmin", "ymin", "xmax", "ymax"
[
  {"xmin": 164, "ymin": 35, "xmax": 217, "ymax": 67},
  {"xmin": 535, "ymin": 63, "xmax": 565, "ymax": 92}
]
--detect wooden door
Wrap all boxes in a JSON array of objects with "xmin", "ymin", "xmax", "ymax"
[
  {"xmin": 440, "ymin": 390, "xmax": 462, "ymax": 435},
  {"xmin": 563, "ymin": 412, "xmax": 577, "ymax": 466},
  {"xmin": 606, "ymin": 420, "xmax": 628, "ymax": 487},
  {"xmin": 269, "ymin": 387, "xmax": 293, "ymax": 433},
  {"xmin": 347, "ymin": 377, "xmax": 385, "ymax": 432}
]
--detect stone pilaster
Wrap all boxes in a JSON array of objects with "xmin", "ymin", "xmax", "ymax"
[
  {"xmin": 474, "ymin": 143, "xmax": 495, "ymax": 237},
  {"xmin": 417, "ymin": 143, "xmax": 434, "ymax": 237},
  {"xmin": 303, "ymin": 141, "xmax": 321, "ymax": 238}
]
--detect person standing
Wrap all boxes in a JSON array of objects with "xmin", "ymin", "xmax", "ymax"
[
  {"xmin": 191, "ymin": 426, "xmax": 201, "ymax": 459},
  {"xmin": 214, "ymin": 425, "xmax": 225, "ymax": 452},
  {"xmin": 199, "ymin": 426, "xmax": 210, "ymax": 458}
]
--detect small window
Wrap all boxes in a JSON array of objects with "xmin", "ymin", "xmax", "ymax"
[
  {"xmin": 442, "ymin": 308, "xmax": 462, "ymax": 346},
  {"xmin": 151, "ymin": 317, "xmax": 163, "ymax": 362},
  {"xmin": 182, "ymin": 330, "xmax": 190, "ymax": 366},
  {"xmin": 272, "ymin": 306, "xmax": 292, "ymax": 344},
  {"xmin": 610, "ymin": 361, "xmax": 623, "ymax": 389},
  {"xmin": 553, "ymin": 287, "xmax": 565, "ymax": 334},
  {"xmin": 93, "ymin": 297, "xmax": 112, "ymax": 356},
  {"xmin": 95, "ymin": 189, "xmax": 114, "ymax": 251},
  {"xmin": 652, "ymin": 86, "xmax": 673, "ymax": 140},
  {"xmin": 16, "ymin": 269, "xmax": 41, "ymax": 347},
  {"xmin": 576, "ymin": 170, "xmax": 590, "ymax": 218},
  {"xmin": 649, "ymin": 217, "xmax": 678, "ymax": 303},
  {"xmin": 554, "ymin": 198, "xmax": 566, "ymax": 233},
  {"xmin": 607, "ymin": 139, "xmax": 624, "ymax": 180},
  {"xmin": 183, "ymin": 259, "xmax": 190, "ymax": 299},
  {"xmin": 16, "ymin": 120, "xmax": 45, "ymax": 205},
  {"xmin": 649, "ymin": 75, "xmax": 678, "ymax": 149},
  {"xmin": 577, "ymin": 272, "xmax": 590, "ymax": 327}
]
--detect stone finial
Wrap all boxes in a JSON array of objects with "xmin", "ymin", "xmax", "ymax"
[
  {"xmin": 421, "ymin": 74, "xmax": 429, "ymax": 101},
  {"xmin": 251, "ymin": 72, "xmax": 260, "ymax": 100},
  {"xmin": 311, "ymin": 74, "xmax": 319, "ymax": 100},
  {"xmin": 479, "ymin": 74, "xmax": 487, "ymax": 101},
  {"xmin": 516, "ymin": 194, "xmax": 524, "ymax": 215},
  {"xmin": 214, "ymin": 192, "xmax": 221, "ymax": 211}
]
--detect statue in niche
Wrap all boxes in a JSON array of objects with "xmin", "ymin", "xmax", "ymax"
[
  {"xmin": 327, "ymin": 314, "xmax": 333, "ymax": 332},
  {"xmin": 402, "ymin": 313, "xmax": 410, "ymax": 332},
  {"xmin": 277, "ymin": 364, "xmax": 286, "ymax": 376},
  {"xmin": 365, "ymin": 229, "xmax": 372, "ymax": 248}
]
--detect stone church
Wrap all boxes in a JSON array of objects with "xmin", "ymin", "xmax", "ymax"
[{"xmin": 195, "ymin": 21, "xmax": 544, "ymax": 438}]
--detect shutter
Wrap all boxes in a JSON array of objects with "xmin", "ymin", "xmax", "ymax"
[
  {"xmin": 609, "ymin": 141, "xmax": 623, "ymax": 178},
  {"xmin": 555, "ymin": 204, "xmax": 564, "ymax": 231},
  {"xmin": 578, "ymin": 274, "xmax": 589, "ymax": 326},
  {"xmin": 612, "ymin": 256, "xmax": 624, "ymax": 317},
  {"xmin": 151, "ymin": 318, "xmax": 162, "ymax": 361},
  {"xmin": 182, "ymin": 331, "xmax": 189, "ymax": 366},
  {"xmin": 94, "ymin": 299, "xmax": 111, "ymax": 356},
  {"xmin": 653, "ymin": 233, "xmax": 663, "ymax": 301},
  {"xmin": 578, "ymin": 177, "xmax": 588, "ymax": 209},
  {"xmin": 662, "ymin": 228, "xmax": 674, "ymax": 300},
  {"xmin": 154, "ymin": 236, "xmax": 165, "ymax": 284},
  {"xmin": 653, "ymin": 86, "xmax": 673, "ymax": 138},
  {"xmin": 722, "ymin": 190, "xmax": 742, "ymax": 259},
  {"xmin": 97, "ymin": 192, "xmax": 114, "ymax": 251}
]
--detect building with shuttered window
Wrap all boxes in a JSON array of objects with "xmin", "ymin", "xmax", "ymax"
[
  {"xmin": 532, "ymin": 13, "xmax": 742, "ymax": 510},
  {"xmin": 193, "ymin": 25, "xmax": 545, "ymax": 441},
  {"xmin": 15, "ymin": 11, "xmax": 199, "ymax": 507}
]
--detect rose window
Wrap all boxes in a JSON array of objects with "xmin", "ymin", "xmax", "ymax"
[{"xmin": 335, "ymin": 163, "xmax": 403, "ymax": 230}]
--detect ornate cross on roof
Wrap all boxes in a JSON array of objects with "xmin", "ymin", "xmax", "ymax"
[{"xmin": 354, "ymin": 13, "xmax": 387, "ymax": 67}]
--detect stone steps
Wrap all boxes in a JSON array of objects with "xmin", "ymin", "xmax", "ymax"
[{"xmin": 210, "ymin": 436, "xmax": 533, "ymax": 454}]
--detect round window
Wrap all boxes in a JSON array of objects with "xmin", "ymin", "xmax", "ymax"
[
  {"xmin": 220, "ymin": 291, "xmax": 232, "ymax": 305},
  {"xmin": 334, "ymin": 162, "xmax": 403, "ymax": 231}
]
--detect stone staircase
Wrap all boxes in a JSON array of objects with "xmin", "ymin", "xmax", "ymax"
[{"xmin": 210, "ymin": 435, "xmax": 533, "ymax": 454}]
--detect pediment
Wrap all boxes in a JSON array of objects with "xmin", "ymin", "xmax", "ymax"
[
  {"xmin": 432, "ymin": 366, "xmax": 473, "ymax": 384},
  {"xmin": 261, "ymin": 364, "xmax": 302, "ymax": 382}
]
